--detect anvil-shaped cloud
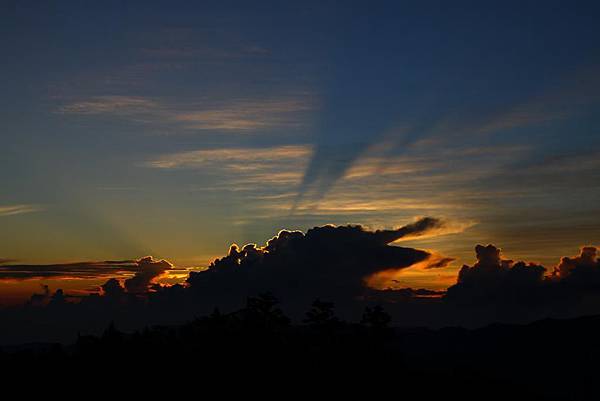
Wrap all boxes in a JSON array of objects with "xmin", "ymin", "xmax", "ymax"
[{"xmin": 186, "ymin": 217, "xmax": 445, "ymax": 314}]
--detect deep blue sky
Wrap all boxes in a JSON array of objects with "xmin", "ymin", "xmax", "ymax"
[{"xmin": 1, "ymin": 0, "xmax": 599, "ymax": 289}]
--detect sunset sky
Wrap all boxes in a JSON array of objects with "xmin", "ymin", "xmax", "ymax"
[{"xmin": 1, "ymin": 1, "xmax": 599, "ymax": 303}]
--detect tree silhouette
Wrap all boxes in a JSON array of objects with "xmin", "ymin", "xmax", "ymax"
[
  {"xmin": 243, "ymin": 292, "xmax": 290, "ymax": 328},
  {"xmin": 304, "ymin": 299, "xmax": 340, "ymax": 329},
  {"xmin": 361, "ymin": 305, "xmax": 391, "ymax": 330},
  {"xmin": 102, "ymin": 321, "xmax": 123, "ymax": 342},
  {"xmin": 208, "ymin": 307, "xmax": 223, "ymax": 322}
]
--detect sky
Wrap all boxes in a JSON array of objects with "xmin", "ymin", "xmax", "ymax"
[{"xmin": 1, "ymin": 0, "xmax": 599, "ymax": 303}]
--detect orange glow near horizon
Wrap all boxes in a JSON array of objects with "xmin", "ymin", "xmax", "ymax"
[
  {"xmin": 2, "ymin": 236, "xmax": 598, "ymax": 307},
  {"xmin": 364, "ymin": 252, "xmax": 459, "ymax": 291}
]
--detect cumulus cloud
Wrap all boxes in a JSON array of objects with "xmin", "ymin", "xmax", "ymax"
[
  {"xmin": 443, "ymin": 244, "xmax": 600, "ymax": 315},
  {"xmin": 445, "ymin": 244, "xmax": 547, "ymax": 305},
  {"xmin": 101, "ymin": 278, "xmax": 126, "ymax": 298},
  {"xmin": 185, "ymin": 217, "xmax": 443, "ymax": 314},
  {"xmin": 553, "ymin": 246, "xmax": 599, "ymax": 279},
  {"xmin": 25, "ymin": 285, "xmax": 68, "ymax": 307},
  {"xmin": 27, "ymin": 284, "xmax": 51, "ymax": 307},
  {"xmin": 5, "ymin": 221, "xmax": 600, "ymax": 333},
  {"xmin": 124, "ymin": 256, "xmax": 172, "ymax": 293},
  {"xmin": 550, "ymin": 246, "xmax": 600, "ymax": 290}
]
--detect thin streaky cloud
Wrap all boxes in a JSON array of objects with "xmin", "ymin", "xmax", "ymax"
[
  {"xmin": 57, "ymin": 96, "xmax": 160, "ymax": 115},
  {"xmin": 295, "ymin": 64, "xmax": 600, "ymax": 207},
  {"xmin": 0, "ymin": 256, "xmax": 172, "ymax": 285},
  {"xmin": 146, "ymin": 144, "xmax": 312, "ymax": 169},
  {"xmin": 57, "ymin": 95, "xmax": 315, "ymax": 132},
  {"xmin": 0, "ymin": 205, "xmax": 43, "ymax": 217},
  {"xmin": 174, "ymin": 99, "xmax": 313, "ymax": 130}
]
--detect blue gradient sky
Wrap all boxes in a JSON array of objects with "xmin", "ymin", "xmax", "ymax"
[{"xmin": 1, "ymin": 0, "xmax": 599, "ymax": 291}]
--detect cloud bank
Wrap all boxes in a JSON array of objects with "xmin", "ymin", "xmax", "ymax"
[
  {"xmin": 0, "ymin": 257, "xmax": 171, "ymax": 290},
  {"xmin": 444, "ymin": 244, "xmax": 600, "ymax": 319},
  {"xmin": 1, "ymin": 218, "xmax": 600, "ymax": 345}
]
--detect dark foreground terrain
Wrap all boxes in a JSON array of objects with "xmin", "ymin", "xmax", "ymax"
[{"xmin": 1, "ymin": 295, "xmax": 597, "ymax": 399}]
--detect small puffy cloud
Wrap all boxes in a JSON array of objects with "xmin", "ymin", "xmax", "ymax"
[
  {"xmin": 27, "ymin": 284, "xmax": 51, "ymax": 307},
  {"xmin": 553, "ymin": 246, "xmax": 598, "ymax": 279},
  {"xmin": 101, "ymin": 278, "xmax": 125, "ymax": 298},
  {"xmin": 550, "ymin": 246, "xmax": 600, "ymax": 290},
  {"xmin": 124, "ymin": 256, "xmax": 173, "ymax": 293},
  {"xmin": 445, "ymin": 244, "xmax": 547, "ymax": 305},
  {"xmin": 25, "ymin": 285, "xmax": 66, "ymax": 307}
]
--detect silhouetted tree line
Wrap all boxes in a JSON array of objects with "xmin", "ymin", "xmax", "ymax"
[{"xmin": 0, "ymin": 293, "xmax": 598, "ymax": 399}]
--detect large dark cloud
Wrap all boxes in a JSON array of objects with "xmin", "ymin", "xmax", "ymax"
[{"xmin": 186, "ymin": 217, "xmax": 443, "ymax": 315}]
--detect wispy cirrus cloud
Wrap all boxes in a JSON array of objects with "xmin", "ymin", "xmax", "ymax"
[
  {"xmin": 57, "ymin": 94, "xmax": 315, "ymax": 132},
  {"xmin": 0, "ymin": 204, "xmax": 43, "ymax": 217},
  {"xmin": 295, "ymin": 64, "xmax": 600, "ymax": 208},
  {"xmin": 0, "ymin": 257, "xmax": 172, "ymax": 286},
  {"xmin": 147, "ymin": 144, "xmax": 312, "ymax": 170},
  {"xmin": 173, "ymin": 99, "xmax": 312, "ymax": 130},
  {"xmin": 0, "ymin": 260, "xmax": 138, "ymax": 280},
  {"xmin": 146, "ymin": 144, "xmax": 312, "ymax": 190},
  {"xmin": 57, "ymin": 96, "xmax": 160, "ymax": 115},
  {"xmin": 288, "ymin": 143, "xmax": 532, "ymax": 214}
]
